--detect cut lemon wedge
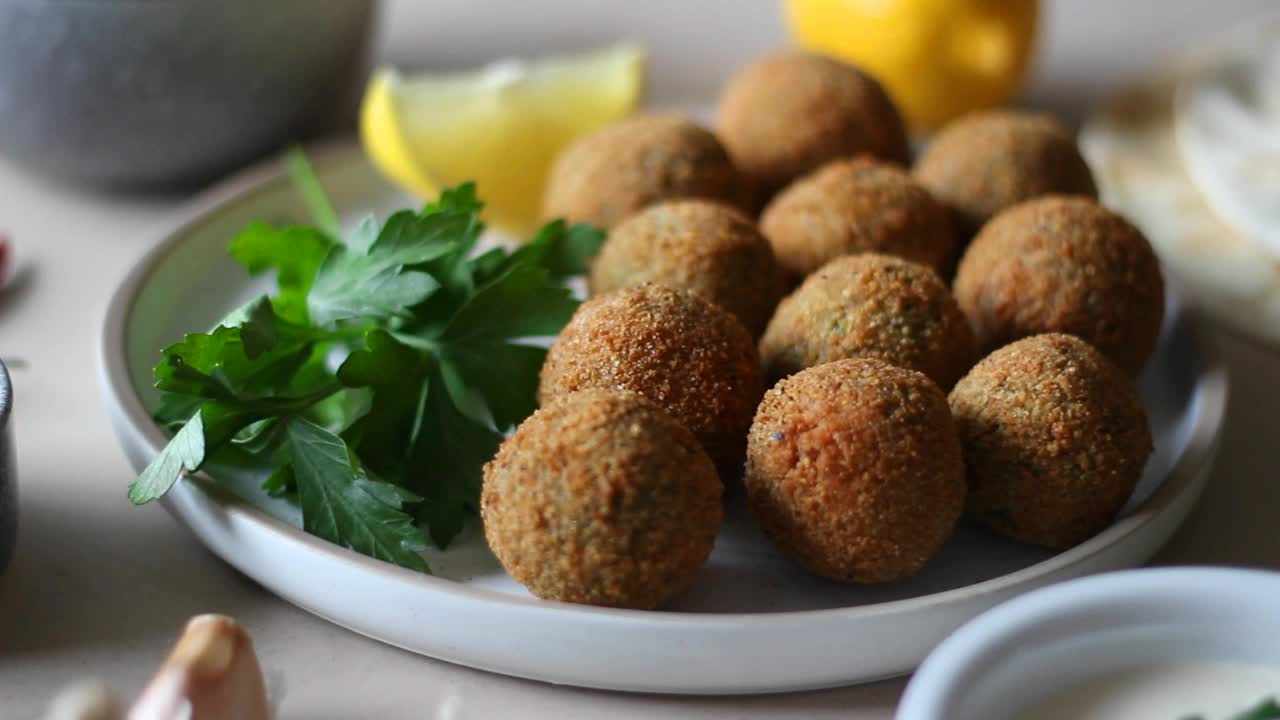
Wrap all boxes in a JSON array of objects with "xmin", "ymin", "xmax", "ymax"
[{"xmin": 360, "ymin": 44, "xmax": 646, "ymax": 236}]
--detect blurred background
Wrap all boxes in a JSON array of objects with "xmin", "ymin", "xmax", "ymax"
[{"xmin": 0, "ymin": 0, "xmax": 1273, "ymax": 189}]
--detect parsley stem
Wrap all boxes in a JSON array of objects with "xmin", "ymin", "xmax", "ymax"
[
  {"xmin": 237, "ymin": 383, "xmax": 346, "ymax": 415},
  {"xmin": 388, "ymin": 332, "xmax": 442, "ymax": 353},
  {"xmin": 285, "ymin": 148, "xmax": 341, "ymax": 239}
]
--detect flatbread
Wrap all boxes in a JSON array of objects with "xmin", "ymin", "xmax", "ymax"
[
  {"xmin": 1080, "ymin": 54, "xmax": 1280, "ymax": 347},
  {"xmin": 1174, "ymin": 20, "xmax": 1280, "ymax": 259}
]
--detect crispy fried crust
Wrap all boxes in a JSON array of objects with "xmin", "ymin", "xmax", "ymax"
[
  {"xmin": 913, "ymin": 110, "xmax": 1098, "ymax": 238},
  {"xmin": 760, "ymin": 254, "xmax": 976, "ymax": 389},
  {"xmin": 481, "ymin": 389, "xmax": 722, "ymax": 609},
  {"xmin": 761, "ymin": 156, "xmax": 956, "ymax": 281},
  {"xmin": 952, "ymin": 195, "xmax": 1165, "ymax": 375},
  {"xmin": 588, "ymin": 199, "xmax": 785, "ymax": 336},
  {"xmin": 948, "ymin": 334, "xmax": 1153, "ymax": 549},
  {"xmin": 718, "ymin": 51, "xmax": 910, "ymax": 197},
  {"xmin": 541, "ymin": 113, "xmax": 745, "ymax": 229},
  {"xmin": 745, "ymin": 358, "xmax": 964, "ymax": 582},
  {"xmin": 538, "ymin": 283, "xmax": 765, "ymax": 474}
]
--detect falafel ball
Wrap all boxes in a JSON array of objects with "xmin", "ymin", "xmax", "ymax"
[
  {"xmin": 913, "ymin": 110, "xmax": 1098, "ymax": 237},
  {"xmin": 760, "ymin": 156, "xmax": 956, "ymax": 281},
  {"xmin": 952, "ymin": 195, "xmax": 1165, "ymax": 375},
  {"xmin": 718, "ymin": 51, "xmax": 910, "ymax": 198},
  {"xmin": 541, "ymin": 113, "xmax": 745, "ymax": 229},
  {"xmin": 760, "ymin": 254, "xmax": 976, "ymax": 389},
  {"xmin": 539, "ymin": 283, "xmax": 765, "ymax": 473},
  {"xmin": 482, "ymin": 389, "xmax": 722, "ymax": 609},
  {"xmin": 948, "ymin": 333, "xmax": 1153, "ymax": 549},
  {"xmin": 745, "ymin": 358, "xmax": 965, "ymax": 582},
  {"xmin": 589, "ymin": 199, "xmax": 785, "ymax": 336}
]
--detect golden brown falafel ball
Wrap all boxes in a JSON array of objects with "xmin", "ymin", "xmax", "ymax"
[
  {"xmin": 953, "ymin": 195, "xmax": 1165, "ymax": 375},
  {"xmin": 718, "ymin": 51, "xmax": 910, "ymax": 198},
  {"xmin": 482, "ymin": 389, "xmax": 722, "ymax": 609},
  {"xmin": 948, "ymin": 334, "xmax": 1153, "ymax": 549},
  {"xmin": 539, "ymin": 283, "xmax": 765, "ymax": 474},
  {"xmin": 745, "ymin": 358, "xmax": 964, "ymax": 582},
  {"xmin": 913, "ymin": 110, "xmax": 1098, "ymax": 237},
  {"xmin": 760, "ymin": 254, "xmax": 976, "ymax": 389},
  {"xmin": 541, "ymin": 113, "xmax": 745, "ymax": 229},
  {"xmin": 760, "ymin": 156, "xmax": 956, "ymax": 281},
  {"xmin": 588, "ymin": 199, "xmax": 785, "ymax": 336}
]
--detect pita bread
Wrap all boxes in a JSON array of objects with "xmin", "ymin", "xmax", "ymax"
[
  {"xmin": 1174, "ymin": 20, "xmax": 1280, "ymax": 259},
  {"xmin": 1080, "ymin": 49, "xmax": 1280, "ymax": 346}
]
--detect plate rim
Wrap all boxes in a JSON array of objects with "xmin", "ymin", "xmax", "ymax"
[{"xmin": 98, "ymin": 137, "xmax": 1232, "ymax": 630}]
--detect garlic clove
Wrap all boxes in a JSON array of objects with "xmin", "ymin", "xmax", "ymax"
[{"xmin": 129, "ymin": 614, "xmax": 270, "ymax": 720}]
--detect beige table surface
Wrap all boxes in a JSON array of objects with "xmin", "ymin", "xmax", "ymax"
[{"xmin": 1, "ymin": 1, "xmax": 1277, "ymax": 717}]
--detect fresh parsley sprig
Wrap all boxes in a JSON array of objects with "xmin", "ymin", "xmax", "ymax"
[{"xmin": 129, "ymin": 150, "xmax": 604, "ymax": 572}]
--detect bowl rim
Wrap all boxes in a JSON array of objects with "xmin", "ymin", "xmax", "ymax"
[
  {"xmin": 897, "ymin": 566, "xmax": 1280, "ymax": 719},
  {"xmin": 97, "ymin": 137, "xmax": 1232, "ymax": 627}
]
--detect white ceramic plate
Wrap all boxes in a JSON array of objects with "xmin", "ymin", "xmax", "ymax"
[{"xmin": 98, "ymin": 141, "xmax": 1228, "ymax": 695}]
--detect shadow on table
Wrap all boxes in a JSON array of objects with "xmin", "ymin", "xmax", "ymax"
[
  {"xmin": 0, "ymin": 482, "xmax": 267, "ymax": 660},
  {"xmin": 276, "ymin": 636, "xmax": 906, "ymax": 720},
  {"xmin": 1156, "ymin": 326, "xmax": 1280, "ymax": 566}
]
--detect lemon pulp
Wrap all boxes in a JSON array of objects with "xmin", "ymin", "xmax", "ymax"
[{"xmin": 360, "ymin": 45, "xmax": 646, "ymax": 235}]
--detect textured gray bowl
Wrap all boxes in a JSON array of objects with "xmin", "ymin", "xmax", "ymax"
[
  {"xmin": 0, "ymin": 0, "xmax": 375, "ymax": 188},
  {"xmin": 0, "ymin": 360, "xmax": 15, "ymax": 575}
]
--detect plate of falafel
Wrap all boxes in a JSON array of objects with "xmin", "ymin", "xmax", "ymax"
[{"xmin": 101, "ymin": 50, "xmax": 1228, "ymax": 694}]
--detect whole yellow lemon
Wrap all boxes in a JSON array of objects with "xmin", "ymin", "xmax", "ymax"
[{"xmin": 783, "ymin": 0, "xmax": 1038, "ymax": 132}]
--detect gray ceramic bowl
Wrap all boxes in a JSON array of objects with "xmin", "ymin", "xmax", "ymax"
[
  {"xmin": 0, "ymin": 360, "xmax": 15, "ymax": 574},
  {"xmin": 0, "ymin": 0, "xmax": 376, "ymax": 188}
]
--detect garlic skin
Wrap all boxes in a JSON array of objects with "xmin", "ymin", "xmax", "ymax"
[
  {"xmin": 129, "ymin": 614, "xmax": 270, "ymax": 720},
  {"xmin": 43, "ymin": 681, "xmax": 125, "ymax": 720},
  {"xmin": 45, "ymin": 615, "xmax": 272, "ymax": 720}
]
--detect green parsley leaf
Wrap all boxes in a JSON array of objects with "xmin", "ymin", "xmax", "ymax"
[
  {"xmin": 153, "ymin": 325, "xmax": 240, "ymax": 400},
  {"xmin": 337, "ymin": 329, "xmax": 428, "ymax": 476},
  {"xmin": 347, "ymin": 214, "xmax": 379, "ymax": 253},
  {"xmin": 153, "ymin": 392, "xmax": 204, "ymax": 430},
  {"xmin": 308, "ymin": 249, "xmax": 441, "ymax": 327},
  {"xmin": 369, "ymin": 210, "xmax": 471, "ymax": 266},
  {"xmin": 405, "ymin": 368, "xmax": 502, "ymax": 548},
  {"xmin": 217, "ymin": 295, "xmax": 278, "ymax": 358},
  {"xmin": 489, "ymin": 219, "xmax": 605, "ymax": 282},
  {"xmin": 544, "ymin": 222, "xmax": 608, "ymax": 278},
  {"xmin": 129, "ymin": 409, "xmax": 207, "ymax": 504},
  {"xmin": 154, "ymin": 313, "xmax": 316, "ymax": 401},
  {"xmin": 261, "ymin": 463, "xmax": 297, "ymax": 498},
  {"xmin": 286, "ymin": 417, "xmax": 429, "ymax": 572},
  {"xmin": 128, "ymin": 401, "xmax": 261, "ymax": 504},
  {"xmin": 231, "ymin": 418, "xmax": 281, "ymax": 453},
  {"xmin": 305, "ymin": 209, "xmax": 480, "ymax": 327},
  {"xmin": 442, "ymin": 264, "xmax": 579, "ymax": 342},
  {"xmin": 433, "ymin": 354, "xmax": 489, "ymax": 428},
  {"xmin": 437, "ymin": 343, "xmax": 547, "ymax": 431},
  {"xmin": 230, "ymin": 224, "xmax": 334, "ymax": 324},
  {"xmin": 423, "ymin": 182, "xmax": 483, "ymax": 214}
]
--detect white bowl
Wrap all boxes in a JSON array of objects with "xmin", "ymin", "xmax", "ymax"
[{"xmin": 898, "ymin": 567, "xmax": 1280, "ymax": 719}]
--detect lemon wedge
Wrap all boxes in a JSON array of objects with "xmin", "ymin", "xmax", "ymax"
[{"xmin": 360, "ymin": 45, "xmax": 646, "ymax": 236}]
